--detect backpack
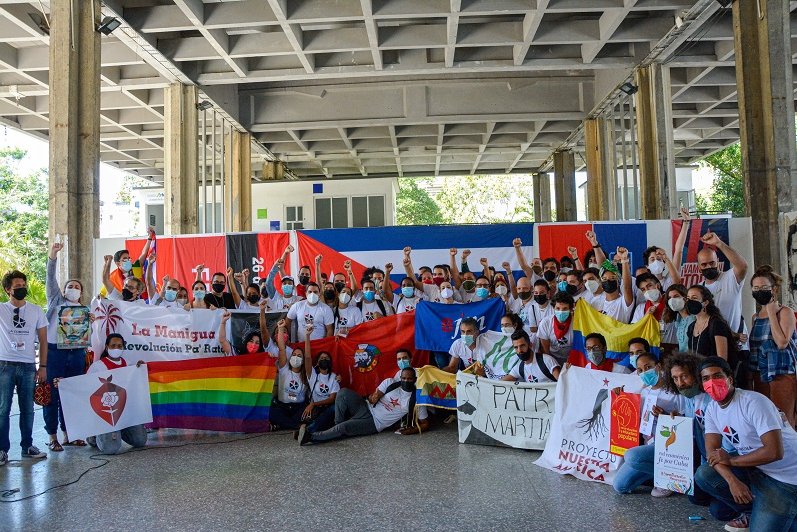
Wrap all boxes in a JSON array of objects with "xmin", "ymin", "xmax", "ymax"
[{"xmin": 518, "ymin": 354, "xmax": 557, "ymax": 382}]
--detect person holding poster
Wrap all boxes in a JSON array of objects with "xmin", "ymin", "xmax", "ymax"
[{"xmin": 43, "ymin": 242, "xmax": 91, "ymax": 452}]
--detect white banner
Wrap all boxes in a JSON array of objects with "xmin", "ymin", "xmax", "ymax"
[
  {"xmin": 535, "ymin": 365, "xmax": 643, "ymax": 484},
  {"xmin": 654, "ymin": 415, "xmax": 695, "ymax": 495},
  {"xmin": 90, "ymin": 299, "xmax": 225, "ymax": 362},
  {"xmin": 59, "ymin": 365, "xmax": 153, "ymax": 441},
  {"xmin": 456, "ymin": 372, "xmax": 556, "ymax": 450}
]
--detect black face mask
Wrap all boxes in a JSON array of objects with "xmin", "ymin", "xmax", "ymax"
[
  {"xmin": 602, "ymin": 280, "xmax": 618, "ymax": 294},
  {"xmin": 211, "ymin": 283, "xmax": 225, "ymax": 294},
  {"xmin": 299, "ymin": 275, "xmax": 310, "ymax": 285},
  {"xmin": 261, "ymin": 287, "xmax": 269, "ymax": 298},
  {"xmin": 518, "ymin": 291, "xmax": 532, "ymax": 301},
  {"xmin": 565, "ymin": 284, "xmax": 578, "ymax": 296},
  {"xmin": 122, "ymin": 288, "xmax": 135, "ymax": 301},
  {"xmin": 400, "ymin": 381, "xmax": 416, "ymax": 393},
  {"xmin": 752, "ymin": 290, "xmax": 773, "ymax": 306},
  {"xmin": 533, "ymin": 294, "xmax": 548, "ymax": 305},
  {"xmin": 543, "ymin": 270, "xmax": 557, "ymax": 282},
  {"xmin": 323, "ymin": 289, "xmax": 336, "ymax": 300},
  {"xmin": 317, "ymin": 359, "xmax": 331, "ymax": 371},
  {"xmin": 702, "ymin": 267, "xmax": 720, "ymax": 281},
  {"xmin": 11, "ymin": 287, "xmax": 27, "ymax": 300},
  {"xmin": 686, "ymin": 299, "xmax": 704, "ymax": 315},
  {"xmin": 247, "ymin": 294, "xmax": 260, "ymax": 305},
  {"xmin": 517, "ymin": 350, "xmax": 532, "ymax": 362},
  {"xmin": 334, "ymin": 282, "xmax": 346, "ymax": 293}
]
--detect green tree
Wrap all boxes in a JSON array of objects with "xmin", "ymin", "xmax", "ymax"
[
  {"xmin": 396, "ymin": 178, "xmax": 444, "ymax": 225},
  {"xmin": 700, "ymin": 143, "xmax": 745, "ymax": 216},
  {"xmin": 434, "ymin": 174, "xmax": 534, "ymax": 224}
]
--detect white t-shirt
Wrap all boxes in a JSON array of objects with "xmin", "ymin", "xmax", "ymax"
[
  {"xmin": 358, "ymin": 300, "xmax": 391, "ymax": 321},
  {"xmin": 595, "ymin": 294, "xmax": 633, "ymax": 323},
  {"xmin": 369, "ymin": 377, "xmax": 427, "ymax": 432},
  {"xmin": 527, "ymin": 301, "xmax": 554, "ymax": 330},
  {"xmin": 286, "ymin": 301, "xmax": 334, "ymax": 341},
  {"xmin": 458, "ymin": 289, "xmax": 481, "ymax": 303},
  {"xmin": 269, "ymin": 294, "xmax": 302, "ymax": 311},
  {"xmin": 0, "ymin": 302, "xmax": 48, "ymax": 363},
  {"xmin": 421, "ymin": 284, "xmax": 444, "ymax": 303},
  {"xmin": 391, "ymin": 370, "xmax": 428, "ymax": 420},
  {"xmin": 393, "ymin": 294, "xmax": 424, "ymax": 314},
  {"xmin": 536, "ymin": 316, "xmax": 573, "ymax": 365},
  {"xmin": 508, "ymin": 354, "xmax": 560, "ymax": 383},
  {"xmin": 277, "ymin": 364, "xmax": 306, "ymax": 404},
  {"xmin": 151, "ymin": 297, "xmax": 186, "ymax": 309},
  {"xmin": 448, "ymin": 331, "xmax": 503, "ymax": 367},
  {"xmin": 264, "ymin": 339, "xmax": 292, "ymax": 359},
  {"xmin": 236, "ymin": 300, "xmax": 261, "ymax": 311},
  {"xmin": 88, "ymin": 356, "xmax": 128, "ymax": 374},
  {"xmin": 703, "ymin": 269, "xmax": 747, "ymax": 344},
  {"xmin": 704, "ymin": 389, "xmax": 797, "ymax": 485},
  {"xmin": 308, "ymin": 368, "xmax": 340, "ymax": 403},
  {"xmin": 334, "ymin": 305, "xmax": 364, "ymax": 335}
]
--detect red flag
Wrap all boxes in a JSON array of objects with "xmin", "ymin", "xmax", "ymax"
[{"xmin": 610, "ymin": 390, "xmax": 641, "ymax": 456}]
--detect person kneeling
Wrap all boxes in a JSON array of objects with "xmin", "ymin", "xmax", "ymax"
[{"xmin": 299, "ymin": 368, "xmax": 429, "ymax": 445}]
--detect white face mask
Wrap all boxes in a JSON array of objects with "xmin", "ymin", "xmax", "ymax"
[
  {"xmin": 648, "ymin": 260, "xmax": 665, "ymax": 276},
  {"xmin": 440, "ymin": 287, "xmax": 454, "ymax": 299},
  {"xmin": 108, "ymin": 348, "xmax": 124, "ymax": 359},
  {"xmin": 668, "ymin": 297, "xmax": 685, "ymax": 312},
  {"xmin": 339, "ymin": 293, "xmax": 351, "ymax": 305},
  {"xmin": 495, "ymin": 285, "xmax": 508, "ymax": 296},
  {"xmin": 306, "ymin": 292, "xmax": 320, "ymax": 305},
  {"xmin": 585, "ymin": 280, "xmax": 600, "ymax": 294},
  {"xmin": 64, "ymin": 287, "xmax": 81, "ymax": 302},
  {"xmin": 501, "ymin": 326, "xmax": 514, "ymax": 336},
  {"xmin": 644, "ymin": 289, "xmax": 661, "ymax": 303},
  {"xmin": 289, "ymin": 355, "xmax": 303, "ymax": 368}
]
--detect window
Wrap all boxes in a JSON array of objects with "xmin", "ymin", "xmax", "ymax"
[
  {"xmin": 286, "ymin": 205, "xmax": 304, "ymax": 230},
  {"xmin": 351, "ymin": 195, "xmax": 385, "ymax": 227},
  {"xmin": 314, "ymin": 197, "xmax": 348, "ymax": 229}
]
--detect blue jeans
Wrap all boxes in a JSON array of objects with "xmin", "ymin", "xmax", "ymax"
[
  {"xmin": 43, "ymin": 344, "xmax": 86, "ymax": 436},
  {"xmin": 695, "ymin": 464, "xmax": 797, "ymax": 530},
  {"xmin": 613, "ymin": 444, "xmax": 654, "ymax": 493},
  {"xmin": 307, "ymin": 404, "xmax": 335, "ymax": 433},
  {"xmin": 0, "ymin": 361, "xmax": 36, "ymax": 453},
  {"xmin": 95, "ymin": 425, "xmax": 147, "ymax": 455}
]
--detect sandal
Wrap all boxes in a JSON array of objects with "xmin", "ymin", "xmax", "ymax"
[
  {"xmin": 63, "ymin": 439, "xmax": 87, "ymax": 447},
  {"xmin": 47, "ymin": 440, "xmax": 64, "ymax": 452}
]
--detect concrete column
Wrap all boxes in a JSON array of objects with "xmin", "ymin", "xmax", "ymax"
[
  {"xmin": 48, "ymin": 0, "xmax": 100, "ymax": 291},
  {"xmin": 635, "ymin": 64, "xmax": 677, "ymax": 220},
  {"xmin": 533, "ymin": 172, "xmax": 552, "ymax": 222},
  {"xmin": 733, "ymin": 0, "xmax": 797, "ymax": 273},
  {"xmin": 553, "ymin": 151, "xmax": 577, "ymax": 221},
  {"xmin": 225, "ymin": 131, "xmax": 252, "ymax": 232},
  {"xmin": 164, "ymin": 83, "xmax": 199, "ymax": 235},
  {"xmin": 584, "ymin": 118, "xmax": 610, "ymax": 221}
]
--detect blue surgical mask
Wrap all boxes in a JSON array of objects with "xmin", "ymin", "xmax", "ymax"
[
  {"xmin": 557, "ymin": 280, "xmax": 568, "ymax": 293},
  {"xmin": 629, "ymin": 354, "xmax": 640, "ymax": 369},
  {"xmin": 363, "ymin": 290, "xmax": 376, "ymax": 302},
  {"xmin": 120, "ymin": 259, "xmax": 132, "ymax": 272},
  {"xmin": 193, "ymin": 289, "xmax": 206, "ymax": 300},
  {"xmin": 164, "ymin": 289, "xmax": 177, "ymax": 302},
  {"xmin": 282, "ymin": 284, "xmax": 294, "ymax": 297},
  {"xmin": 461, "ymin": 334, "xmax": 475, "ymax": 347},
  {"xmin": 397, "ymin": 359, "xmax": 411, "ymax": 370},
  {"xmin": 640, "ymin": 368, "xmax": 660, "ymax": 387},
  {"xmin": 401, "ymin": 286, "xmax": 415, "ymax": 298},
  {"xmin": 475, "ymin": 287, "xmax": 489, "ymax": 298},
  {"xmin": 554, "ymin": 310, "xmax": 570, "ymax": 323}
]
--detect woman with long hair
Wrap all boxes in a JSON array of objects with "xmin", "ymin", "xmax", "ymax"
[
  {"xmin": 685, "ymin": 285, "xmax": 740, "ymax": 375},
  {"xmin": 662, "ymin": 284, "xmax": 695, "ymax": 354}
]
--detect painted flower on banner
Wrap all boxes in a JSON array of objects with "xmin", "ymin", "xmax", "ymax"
[
  {"xmin": 89, "ymin": 375, "xmax": 128, "ymax": 426},
  {"xmin": 101, "ymin": 391, "xmax": 119, "ymax": 409},
  {"xmin": 95, "ymin": 301, "xmax": 124, "ymax": 336}
]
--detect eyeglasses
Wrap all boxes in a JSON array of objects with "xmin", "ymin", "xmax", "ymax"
[{"xmin": 751, "ymin": 286, "xmax": 773, "ymax": 292}]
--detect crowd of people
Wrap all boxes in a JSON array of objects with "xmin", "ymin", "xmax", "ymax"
[{"xmin": 0, "ymin": 214, "xmax": 795, "ymax": 530}]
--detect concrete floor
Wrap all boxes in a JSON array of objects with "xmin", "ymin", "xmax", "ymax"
[{"xmin": 1, "ymin": 403, "xmax": 723, "ymax": 532}]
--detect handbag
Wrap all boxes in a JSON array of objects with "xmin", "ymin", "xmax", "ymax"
[{"xmin": 34, "ymin": 382, "xmax": 52, "ymax": 406}]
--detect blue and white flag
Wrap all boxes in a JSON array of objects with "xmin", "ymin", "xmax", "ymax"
[{"xmin": 414, "ymin": 298, "xmax": 504, "ymax": 352}]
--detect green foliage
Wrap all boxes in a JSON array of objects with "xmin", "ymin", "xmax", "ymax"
[
  {"xmin": 700, "ymin": 144, "xmax": 746, "ymax": 216},
  {"xmin": 433, "ymin": 174, "xmax": 535, "ymax": 224},
  {"xmin": 396, "ymin": 178, "xmax": 444, "ymax": 225}
]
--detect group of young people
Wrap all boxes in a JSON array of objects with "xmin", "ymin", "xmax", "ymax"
[{"xmin": 1, "ymin": 214, "xmax": 795, "ymax": 530}]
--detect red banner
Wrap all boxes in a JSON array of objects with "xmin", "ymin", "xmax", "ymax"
[
  {"xmin": 296, "ymin": 231, "xmax": 370, "ymax": 289},
  {"xmin": 537, "ymin": 223, "xmax": 592, "ymax": 263},
  {"xmin": 610, "ymin": 391, "xmax": 641, "ymax": 456}
]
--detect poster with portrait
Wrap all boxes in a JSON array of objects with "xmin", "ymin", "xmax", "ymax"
[{"xmin": 57, "ymin": 305, "xmax": 91, "ymax": 349}]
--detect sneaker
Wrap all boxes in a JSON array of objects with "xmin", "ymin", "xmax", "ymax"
[
  {"xmin": 0, "ymin": 450, "xmax": 7, "ymax": 466},
  {"xmin": 21, "ymin": 446, "xmax": 46, "ymax": 459},
  {"xmin": 724, "ymin": 514, "xmax": 750, "ymax": 532},
  {"xmin": 298, "ymin": 424, "xmax": 311, "ymax": 446},
  {"xmin": 650, "ymin": 487, "xmax": 674, "ymax": 498}
]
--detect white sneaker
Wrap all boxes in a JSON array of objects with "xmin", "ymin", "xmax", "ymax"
[
  {"xmin": 21, "ymin": 446, "xmax": 46, "ymax": 459},
  {"xmin": 724, "ymin": 514, "xmax": 750, "ymax": 532},
  {"xmin": 650, "ymin": 487, "xmax": 674, "ymax": 498},
  {"xmin": 0, "ymin": 450, "xmax": 7, "ymax": 466}
]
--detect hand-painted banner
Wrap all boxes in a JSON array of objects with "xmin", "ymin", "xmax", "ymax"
[
  {"xmin": 456, "ymin": 372, "xmax": 555, "ymax": 450},
  {"xmin": 59, "ymin": 365, "xmax": 153, "ymax": 441},
  {"xmin": 535, "ymin": 365, "xmax": 643, "ymax": 485},
  {"xmin": 654, "ymin": 415, "xmax": 695, "ymax": 495},
  {"xmin": 90, "ymin": 299, "xmax": 224, "ymax": 362},
  {"xmin": 414, "ymin": 298, "xmax": 504, "ymax": 352},
  {"xmin": 56, "ymin": 305, "xmax": 91, "ymax": 349},
  {"xmin": 610, "ymin": 391, "xmax": 641, "ymax": 456},
  {"xmin": 416, "ymin": 365, "xmax": 457, "ymax": 410}
]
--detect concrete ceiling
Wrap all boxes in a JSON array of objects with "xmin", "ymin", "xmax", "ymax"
[{"xmin": 0, "ymin": 0, "xmax": 795, "ymax": 182}]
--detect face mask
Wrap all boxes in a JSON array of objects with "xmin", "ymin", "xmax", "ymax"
[
  {"xmin": 462, "ymin": 280, "xmax": 476, "ymax": 291},
  {"xmin": 518, "ymin": 291, "xmax": 531, "ymax": 301},
  {"xmin": 668, "ymin": 297, "xmax": 685, "ymax": 312},
  {"xmin": 585, "ymin": 280, "xmax": 600, "ymax": 294},
  {"xmin": 648, "ymin": 260, "xmax": 665, "ymax": 276},
  {"xmin": 363, "ymin": 290, "xmax": 375, "ymax": 302},
  {"xmin": 193, "ymin": 289, "xmax": 206, "ymax": 300},
  {"xmin": 679, "ymin": 383, "xmax": 702, "ymax": 399},
  {"xmin": 686, "ymin": 299, "xmax": 703, "ymax": 315},
  {"xmin": 401, "ymin": 286, "xmax": 415, "ymax": 298},
  {"xmin": 12, "ymin": 287, "xmax": 27, "ymax": 300},
  {"xmin": 211, "ymin": 282, "xmax": 225, "ymax": 294},
  {"xmin": 461, "ymin": 334, "xmax": 475, "ymax": 347},
  {"xmin": 323, "ymin": 289, "xmax": 336, "ymax": 300},
  {"xmin": 306, "ymin": 292, "xmax": 320, "ymax": 305},
  {"xmin": 543, "ymin": 270, "xmax": 557, "ymax": 282},
  {"xmin": 517, "ymin": 350, "xmax": 532, "ymax": 362},
  {"xmin": 475, "ymin": 287, "xmax": 489, "ymax": 299},
  {"xmin": 602, "ymin": 280, "xmax": 618, "ymax": 294},
  {"xmin": 299, "ymin": 275, "xmax": 310, "ymax": 285},
  {"xmin": 164, "ymin": 289, "xmax": 178, "ymax": 302},
  {"xmin": 108, "ymin": 348, "xmax": 124, "ymax": 359},
  {"xmin": 752, "ymin": 290, "xmax": 773, "ymax": 306},
  {"xmin": 339, "ymin": 293, "xmax": 351, "ymax": 305},
  {"xmin": 400, "ymin": 381, "xmax": 416, "ymax": 393},
  {"xmin": 640, "ymin": 368, "xmax": 660, "ymax": 387},
  {"xmin": 176, "ymin": 298, "xmax": 188, "ymax": 306},
  {"xmin": 533, "ymin": 294, "xmax": 548, "ymax": 305},
  {"xmin": 643, "ymin": 289, "xmax": 661, "ymax": 303},
  {"xmin": 318, "ymin": 359, "xmax": 331, "ymax": 371},
  {"xmin": 334, "ymin": 281, "xmax": 346, "ymax": 293},
  {"xmin": 433, "ymin": 277, "xmax": 444, "ymax": 287},
  {"xmin": 246, "ymin": 341, "xmax": 260, "ymax": 354},
  {"xmin": 586, "ymin": 349, "xmax": 605, "ymax": 366},
  {"xmin": 703, "ymin": 378, "xmax": 730, "ymax": 402},
  {"xmin": 373, "ymin": 279, "xmax": 382, "ymax": 290},
  {"xmin": 120, "ymin": 260, "xmax": 132, "ymax": 272},
  {"xmin": 122, "ymin": 288, "xmax": 135, "ymax": 301},
  {"xmin": 557, "ymin": 281, "xmax": 568, "ymax": 293},
  {"xmin": 561, "ymin": 266, "xmax": 573, "ymax": 274},
  {"xmin": 397, "ymin": 358, "xmax": 412, "ymax": 370},
  {"xmin": 501, "ymin": 326, "xmax": 514, "ymax": 336},
  {"xmin": 495, "ymin": 285, "xmax": 508, "ymax": 296},
  {"xmin": 64, "ymin": 287, "xmax": 81, "ymax": 302},
  {"xmin": 702, "ymin": 267, "xmax": 720, "ymax": 281},
  {"xmin": 554, "ymin": 310, "xmax": 570, "ymax": 323},
  {"xmin": 289, "ymin": 355, "xmax": 304, "ymax": 369},
  {"xmin": 440, "ymin": 287, "xmax": 454, "ymax": 299},
  {"xmin": 282, "ymin": 284, "xmax": 294, "ymax": 297},
  {"xmin": 565, "ymin": 284, "xmax": 578, "ymax": 296},
  {"xmin": 588, "ymin": 262, "xmax": 598, "ymax": 269},
  {"xmin": 422, "ymin": 278, "xmax": 434, "ymax": 285},
  {"xmin": 247, "ymin": 294, "xmax": 260, "ymax": 305},
  {"xmin": 629, "ymin": 354, "xmax": 639, "ymax": 369}
]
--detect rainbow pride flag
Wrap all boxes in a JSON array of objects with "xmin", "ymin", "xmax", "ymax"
[{"xmin": 146, "ymin": 353, "xmax": 277, "ymax": 433}]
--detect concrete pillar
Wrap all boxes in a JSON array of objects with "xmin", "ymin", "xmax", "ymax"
[
  {"xmin": 584, "ymin": 118, "xmax": 610, "ymax": 221},
  {"xmin": 635, "ymin": 63, "xmax": 677, "ymax": 220},
  {"xmin": 553, "ymin": 151, "xmax": 577, "ymax": 221},
  {"xmin": 533, "ymin": 172, "xmax": 552, "ymax": 222},
  {"xmin": 164, "ymin": 83, "xmax": 199, "ymax": 235},
  {"xmin": 48, "ymin": 0, "xmax": 100, "ymax": 291},
  {"xmin": 225, "ymin": 131, "xmax": 252, "ymax": 232},
  {"xmin": 733, "ymin": 0, "xmax": 797, "ymax": 273}
]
